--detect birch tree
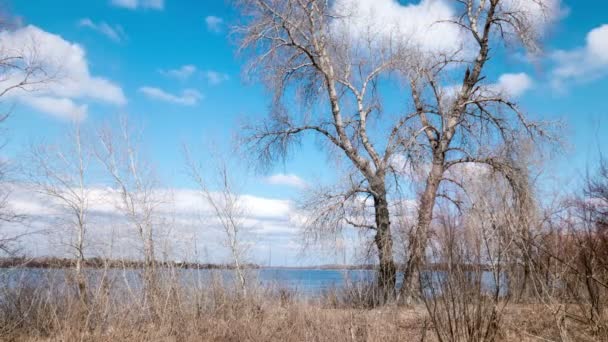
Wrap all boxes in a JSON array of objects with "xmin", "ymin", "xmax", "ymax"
[
  {"xmin": 185, "ymin": 148, "xmax": 250, "ymax": 296},
  {"xmin": 95, "ymin": 118, "xmax": 162, "ymax": 296},
  {"xmin": 26, "ymin": 123, "xmax": 91, "ymax": 303}
]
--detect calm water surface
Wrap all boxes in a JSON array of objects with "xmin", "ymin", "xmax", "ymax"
[{"xmin": 0, "ymin": 268, "xmax": 506, "ymax": 297}]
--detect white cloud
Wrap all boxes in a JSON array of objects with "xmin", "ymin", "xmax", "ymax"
[
  {"xmin": 22, "ymin": 96, "xmax": 88, "ymax": 121},
  {"xmin": 331, "ymin": 0, "xmax": 465, "ymax": 56},
  {"xmin": 78, "ymin": 18, "xmax": 126, "ymax": 42},
  {"xmin": 264, "ymin": 174, "xmax": 307, "ymax": 189},
  {"xmin": 445, "ymin": 163, "xmax": 491, "ymax": 183},
  {"xmin": 7, "ymin": 182, "xmax": 408, "ymax": 265},
  {"xmin": 203, "ymin": 70, "xmax": 229, "ymax": 85},
  {"xmin": 6, "ymin": 184, "xmax": 302, "ymax": 262},
  {"xmin": 588, "ymin": 25, "xmax": 608, "ymax": 63},
  {"xmin": 159, "ymin": 66, "xmax": 229, "ymax": 85},
  {"xmin": 493, "ymin": 73, "xmax": 534, "ymax": 98},
  {"xmin": 330, "ymin": 0, "xmax": 565, "ymax": 61},
  {"xmin": 159, "ymin": 65, "xmax": 197, "ymax": 81},
  {"xmin": 205, "ymin": 16, "xmax": 223, "ymax": 33},
  {"xmin": 498, "ymin": 0, "xmax": 565, "ymax": 36},
  {"xmin": 139, "ymin": 86, "xmax": 202, "ymax": 105},
  {"xmin": 551, "ymin": 24, "xmax": 608, "ymax": 88},
  {"xmin": 441, "ymin": 72, "xmax": 533, "ymax": 105},
  {"xmin": 111, "ymin": 0, "xmax": 164, "ymax": 10},
  {"xmin": 0, "ymin": 25, "xmax": 126, "ymax": 120}
]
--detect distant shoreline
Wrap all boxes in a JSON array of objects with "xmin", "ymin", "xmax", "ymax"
[
  {"xmin": 0, "ymin": 257, "xmax": 492, "ymax": 272},
  {"xmin": 0, "ymin": 257, "xmax": 260, "ymax": 270},
  {"xmin": 0, "ymin": 257, "xmax": 378, "ymax": 271}
]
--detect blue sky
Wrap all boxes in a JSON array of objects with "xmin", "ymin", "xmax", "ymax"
[
  {"xmin": 2, "ymin": 0, "xmax": 608, "ymax": 265},
  {"xmin": 5, "ymin": 0, "xmax": 342, "ymax": 201}
]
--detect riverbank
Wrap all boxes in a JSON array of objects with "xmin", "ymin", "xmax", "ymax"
[
  {"xmin": 0, "ymin": 290, "xmax": 574, "ymax": 342},
  {"xmin": 0, "ymin": 268, "xmax": 594, "ymax": 342}
]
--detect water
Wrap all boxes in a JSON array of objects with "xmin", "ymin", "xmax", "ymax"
[
  {"xmin": 0, "ymin": 267, "xmax": 373, "ymax": 295},
  {"xmin": 0, "ymin": 267, "xmax": 506, "ymax": 297},
  {"xmin": 253, "ymin": 268, "xmax": 376, "ymax": 295}
]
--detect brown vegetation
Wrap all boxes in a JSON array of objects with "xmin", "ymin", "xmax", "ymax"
[{"xmin": 0, "ymin": 270, "xmax": 601, "ymax": 342}]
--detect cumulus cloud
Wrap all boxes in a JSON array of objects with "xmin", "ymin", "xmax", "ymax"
[
  {"xmin": 6, "ymin": 184, "xmax": 302, "ymax": 263},
  {"xmin": 139, "ymin": 86, "xmax": 202, "ymax": 105},
  {"xmin": 78, "ymin": 18, "xmax": 126, "ymax": 42},
  {"xmin": 551, "ymin": 24, "xmax": 608, "ymax": 88},
  {"xmin": 110, "ymin": 0, "xmax": 164, "ymax": 10},
  {"xmin": 330, "ymin": 0, "xmax": 565, "ymax": 60},
  {"xmin": 0, "ymin": 25, "xmax": 126, "ymax": 120},
  {"xmin": 159, "ymin": 65, "xmax": 197, "ymax": 81},
  {"xmin": 442, "ymin": 72, "xmax": 533, "ymax": 105},
  {"xmin": 203, "ymin": 70, "xmax": 229, "ymax": 85},
  {"xmin": 22, "ymin": 97, "xmax": 88, "ymax": 121},
  {"xmin": 331, "ymin": 0, "xmax": 465, "ymax": 56},
  {"xmin": 492, "ymin": 73, "xmax": 534, "ymax": 98},
  {"xmin": 159, "ymin": 66, "xmax": 229, "ymax": 85},
  {"xmin": 498, "ymin": 0, "xmax": 565, "ymax": 36},
  {"xmin": 264, "ymin": 174, "xmax": 308, "ymax": 189},
  {"xmin": 205, "ymin": 16, "xmax": 223, "ymax": 33},
  {"xmin": 5, "ymin": 183, "xmax": 399, "ymax": 264}
]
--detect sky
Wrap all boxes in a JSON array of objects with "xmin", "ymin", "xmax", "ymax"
[{"xmin": 1, "ymin": 0, "xmax": 607, "ymax": 266}]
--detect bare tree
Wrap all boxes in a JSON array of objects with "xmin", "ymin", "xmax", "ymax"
[
  {"xmin": 185, "ymin": 147, "xmax": 250, "ymax": 296},
  {"xmin": 391, "ymin": 0, "xmax": 554, "ymax": 301},
  {"xmin": 237, "ymin": 0, "xmax": 415, "ymax": 297},
  {"xmin": 236, "ymin": 0, "xmax": 554, "ymax": 299},
  {"xmin": 95, "ymin": 118, "xmax": 163, "ymax": 298},
  {"xmin": 0, "ymin": 15, "xmax": 57, "ymax": 254},
  {"xmin": 25, "ymin": 123, "xmax": 91, "ymax": 303}
]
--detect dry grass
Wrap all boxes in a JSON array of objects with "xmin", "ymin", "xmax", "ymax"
[
  {"xmin": 0, "ymin": 270, "xmax": 604, "ymax": 342},
  {"xmin": 0, "ymin": 273, "xmax": 430, "ymax": 342}
]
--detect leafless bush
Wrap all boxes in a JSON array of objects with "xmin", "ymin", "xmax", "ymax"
[
  {"xmin": 323, "ymin": 279, "xmax": 385, "ymax": 310},
  {"xmin": 421, "ymin": 204, "xmax": 510, "ymax": 342},
  {"xmin": 544, "ymin": 160, "xmax": 607, "ymax": 340}
]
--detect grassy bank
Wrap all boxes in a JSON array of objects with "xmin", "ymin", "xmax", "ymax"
[{"xmin": 0, "ymin": 269, "xmax": 600, "ymax": 342}]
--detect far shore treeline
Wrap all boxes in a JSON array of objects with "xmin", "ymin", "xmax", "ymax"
[
  {"xmin": 0, "ymin": 257, "xmax": 261, "ymax": 270},
  {"xmin": 0, "ymin": 257, "xmax": 495, "ymax": 272}
]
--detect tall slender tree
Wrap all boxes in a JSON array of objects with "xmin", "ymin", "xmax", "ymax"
[
  {"xmin": 96, "ymin": 118, "xmax": 163, "ymax": 300},
  {"xmin": 27, "ymin": 123, "xmax": 91, "ymax": 303}
]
